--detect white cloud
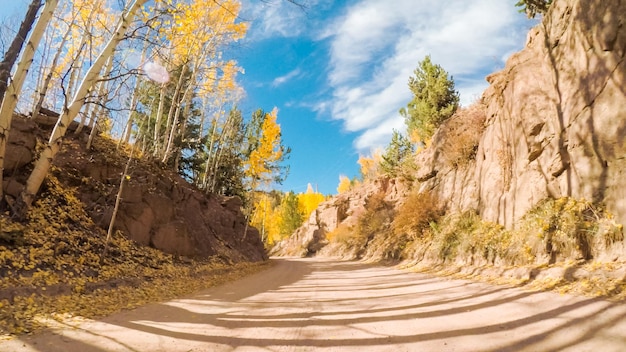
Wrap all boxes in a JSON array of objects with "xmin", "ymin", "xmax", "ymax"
[
  {"xmin": 241, "ymin": 0, "xmax": 331, "ymax": 40},
  {"xmin": 322, "ymin": 0, "xmax": 529, "ymax": 153},
  {"xmin": 272, "ymin": 68, "xmax": 302, "ymax": 87}
]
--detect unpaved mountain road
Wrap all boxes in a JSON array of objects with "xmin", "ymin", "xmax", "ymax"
[{"xmin": 3, "ymin": 258, "xmax": 626, "ymax": 352}]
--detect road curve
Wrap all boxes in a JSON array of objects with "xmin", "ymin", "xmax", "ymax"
[{"xmin": 3, "ymin": 258, "xmax": 626, "ymax": 352}]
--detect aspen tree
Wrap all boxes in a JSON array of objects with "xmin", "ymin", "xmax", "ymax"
[
  {"xmin": 17, "ymin": 0, "xmax": 150, "ymax": 215},
  {"xmin": 0, "ymin": 0, "xmax": 58, "ymax": 201}
]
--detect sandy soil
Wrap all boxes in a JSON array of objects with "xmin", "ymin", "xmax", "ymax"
[{"xmin": 2, "ymin": 257, "xmax": 626, "ymax": 351}]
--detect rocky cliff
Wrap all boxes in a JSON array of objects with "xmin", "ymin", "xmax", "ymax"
[
  {"xmin": 274, "ymin": 0, "xmax": 626, "ymax": 261},
  {"xmin": 476, "ymin": 0, "xmax": 626, "ymax": 228},
  {"xmin": 4, "ymin": 115, "xmax": 266, "ymax": 262}
]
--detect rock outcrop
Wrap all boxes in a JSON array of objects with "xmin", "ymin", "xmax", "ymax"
[
  {"xmin": 271, "ymin": 177, "xmax": 409, "ymax": 257},
  {"xmin": 275, "ymin": 0, "xmax": 626, "ymax": 260},
  {"xmin": 475, "ymin": 0, "xmax": 626, "ymax": 228},
  {"xmin": 4, "ymin": 116, "xmax": 266, "ymax": 262}
]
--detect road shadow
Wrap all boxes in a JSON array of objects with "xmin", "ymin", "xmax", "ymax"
[{"xmin": 11, "ymin": 258, "xmax": 626, "ymax": 351}]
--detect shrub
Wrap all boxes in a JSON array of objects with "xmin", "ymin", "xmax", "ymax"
[
  {"xmin": 439, "ymin": 211, "xmax": 510, "ymax": 264},
  {"xmin": 330, "ymin": 193, "xmax": 395, "ymax": 259},
  {"xmin": 438, "ymin": 102, "xmax": 486, "ymax": 168},
  {"xmin": 511, "ymin": 197, "xmax": 618, "ymax": 264},
  {"xmin": 326, "ymin": 223, "xmax": 354, "ymax": 243},
  {"xmin": 392, "ymin": 191, "xmax": 443, "ymax": 241}
]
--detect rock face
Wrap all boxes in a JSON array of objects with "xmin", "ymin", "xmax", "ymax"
[
  {"xmin": 4, "ymin": 116, "xmax": 266, "ymax": 262},
  {"xmin": 275, "ymin": 0, "xmax": 626, "ymax": 258},
  {"xmin": 417, "ymin": 0, "xmax": 626, "ymax": 229},
  {"xmin": 271, "ymin": 178, "xmax": 409, "ymax": 257},
  {"xmin": 476, "ymin": 0, "xmax": 626, "ymax": 228}
]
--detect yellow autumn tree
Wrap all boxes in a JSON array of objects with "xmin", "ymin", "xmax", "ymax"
[
  {"xmin": 297, "ymin": 183, "xmax": 325, "ymax": 220},
  {"xmin": 244, "ymin": 108, "xmax": 289, "ymax": 241},
  {"xmin": 357, "ymin": 149, "xmax": 382, "ymax": 181},
  {"xmin": 337, "ymin": 175, "xmax": 351, "ymax": 194},
  {"xmin": 246, "ymin": 108, "xmax": 285, "ymax": 187},
  {"xmin": 250, "ymin": 193, "xmax": 281, "ymax": 245}
]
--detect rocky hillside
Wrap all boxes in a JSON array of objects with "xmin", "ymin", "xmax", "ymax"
[
  {"xmin": 3, "ymin": 114, "xmax": 266, "ymax": 262},
  {"xmin": 273, "ymin": 0, "xmax": 626, "ymax": 270},
  {"xmin": 1, "ymin": 114, "xmax": 269, "ymax": 334}
]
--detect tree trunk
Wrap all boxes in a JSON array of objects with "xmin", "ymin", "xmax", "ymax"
[
  {"xmin": 78, "ymin": 55, "xmax": 114, "ymax": 136},
  {"xmin": 0, "ymin": 0, "xmax": 42, "ymax": 101},
  {"xmin": 119, "ymin": 40, "xmax": 148, "ymax": 147},
  {"xmin": 157, "ymin": 63, "xmax": 186, "ymax": 159},
  {"xmin": 0, "ymin": 0, "xmax": 56, "ymax": 202},
  {"xmin": 16, "ymin": 0, "xmax": 148, "ymax": 215},
  {"xmin": 152, "ymin": 83, "xmax": 167, "ymax": 154},
  {"xmin": 31, "ymin": 4, "xmax": 74, "ymax": 122}
]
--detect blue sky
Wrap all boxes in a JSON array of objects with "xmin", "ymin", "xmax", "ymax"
[
  {"xmin": 235, "ymin": 0, "xmax": 535, "ymax": 194},
  {"xmin": 1, "ymin": 0, "xmax": 536, "ymax": 195}
]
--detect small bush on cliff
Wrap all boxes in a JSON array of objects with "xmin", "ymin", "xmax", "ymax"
[
  {"xmin": 430, "ymin": 211, "xmax": 510, "ymax": 264},
  {"xmin": 438, "ymin": 103, "xmax": 486, "ymax": 168},
  {"xmin": 334, "ymin": 193, "xmax": 395, "ymax": 258},
  {"xmin": 380, "ymin": 130, "xmax": 414, "ymax": 178},
  {"xmin": 516, "ymin": 0, "xmax": 552, "ymax": 18},
  {"xmin": 393, "ymin": 191, "xmax": 443, "ymax": 241},
  {"xmin": 510, "ymin": 197, "xmax": 623, "ymax": 265}
]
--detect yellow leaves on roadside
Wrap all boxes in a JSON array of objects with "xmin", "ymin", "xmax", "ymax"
[
  {"xmin": 250, "ymin": 194, "xmax": 281, "ymax": 245},
  {"xmin": 250, "ymin": 185, "xmax": 326, "ymax": 246}
]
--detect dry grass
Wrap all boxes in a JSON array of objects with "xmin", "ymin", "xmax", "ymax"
[
  {"xmin": 438, "ymin": 102, "xmax": 486, "ymax": 168},
  {"xmin": 392, "ymin": 191, "xmax": 443, "ymax": 241},
  {"xmin": 510, "ymin": 197, "xmax": 623, "ymax": 265},
  {"xmin": 423, "ymin": 197, "xmax": 623, "ymax": 267}
]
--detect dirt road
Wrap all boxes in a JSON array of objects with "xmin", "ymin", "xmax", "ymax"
[{"xmin": 2, "ymin": 258, "xmax": 626, "ymax": 351}]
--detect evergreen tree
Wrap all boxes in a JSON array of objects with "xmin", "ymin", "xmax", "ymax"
[
  {"xmin": 515, "ymin": 0, "xmax": 552, "ymax": 18},
  {"xmin": 279, "ymin": 191, "xmax": 303, "ymax": 237},
  {"xmin": 207, "ymin": 108, "xmax": 247, "ymax": 198},
  {"xmin": 380, "ymin": 130, "xmax": 413, "ymax": 177},
  {"xmin": 400, "ymin": 55, "xmax": 459, "ymax": 142}
]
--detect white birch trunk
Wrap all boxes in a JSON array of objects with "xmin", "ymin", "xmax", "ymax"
[
  {"xmin": 157, "ymin": 64, "xmax": 186, "ymax": 158},
  {"xmin": 0, "ymin": 0, "xmax": 58, "ymax": 200},
  {"xmin": 30, "ymin": 22, "xmax": 71, "ymax": 121},
  {"xmin": 20, "ymin": 0, "xmax": 148, "ymax": 208}
]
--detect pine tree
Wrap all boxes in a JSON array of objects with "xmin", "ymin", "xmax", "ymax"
[
  {"xmin": 515, "ymin": 0, "xmax": 552, "ymax": 18},
  {"xmin": 380, "ymin": 130, "xmax": 413, "ymax": 177},
  {"xmin": 400, "ymin": 55, "xmax": 459, "ymax": 142}
]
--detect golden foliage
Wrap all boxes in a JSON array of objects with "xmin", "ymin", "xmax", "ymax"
[
  {"xmin": 250, "ymin": 194, "xmax": 280, "ymax": 245},
  {"xmin": 168, "ymin": 0, "xmax": 247, "ymax": 64},
  {"xmin": 297, "ymin": 184, "xmax": 325, "ymax": 219},
  {"xmin": 336, "ymin": 175, "xmax": 351, "ymax": 194},
  {"xmin": 392, "ymin": 191, "xmax": 443, "ymax": 241},
  {"xmin": 0, "ymin": 173, "xmax": 268, "ymax": 335},
  {"xmin": 325, "ymin": 223, "xmax": 353, "ymax": 243},
  {"xmin": 357, "ymin": 150, "xmax": 382, "ymax": 181},
  {"xmin": 246, "ymin": 108, "xmax": 283, "ymax": 184}
]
